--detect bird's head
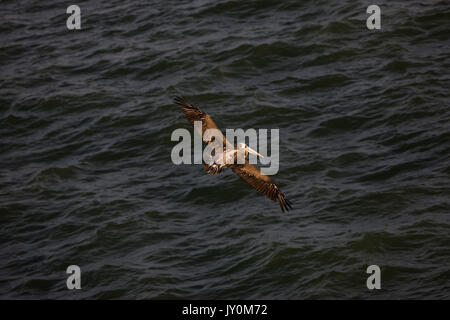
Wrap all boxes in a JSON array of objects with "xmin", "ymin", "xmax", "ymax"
[{"xmin": 237, "ymin": 143, "xmax": 264, "ymax": 158}]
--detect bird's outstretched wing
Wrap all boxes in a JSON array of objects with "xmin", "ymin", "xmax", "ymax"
[
  {"xmin": 174, "ymin": 96, "xmax": 231, "ymax": 145},
  {"xmin": 232, "ymin": 161, "xmax": 293, "ymax": 212},
  {"xmin": 174, "ymin": 96, "xmax": 233, "ymax": 173}
]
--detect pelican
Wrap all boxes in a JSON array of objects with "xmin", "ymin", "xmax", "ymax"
[{"xmin": 174, "ymin": 96, "xmax": 293, "ymax": 212}]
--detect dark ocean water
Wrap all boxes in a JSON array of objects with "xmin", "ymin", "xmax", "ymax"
[{"xmin": 1, "ymin": 0, "xmax": 449, "ymax": 299}]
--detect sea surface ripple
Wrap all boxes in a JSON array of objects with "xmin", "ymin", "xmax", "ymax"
[{"xmin": 0, "ymin": 0, "xmax": 449, "ymax": 299}]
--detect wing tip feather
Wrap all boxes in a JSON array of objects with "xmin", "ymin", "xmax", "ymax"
[
  {"xmin": 174, "ymin": 96, "xmax": 197, "ymax": 110},
  {"xmin": 278, "ymin": 191, "xmax": 293, "ymax": 213}
]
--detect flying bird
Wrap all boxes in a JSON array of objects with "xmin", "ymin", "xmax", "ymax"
[{"xmin": 174, "ymin": 96, "xmax": 293, "ymax": 212}]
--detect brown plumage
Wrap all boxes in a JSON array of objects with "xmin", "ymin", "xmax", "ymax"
[
  {"xmin": 232, "ymin": 161, "xmax": 292, "ymax": 212},
  {"xmin": 174, "ymin": 96, "xmax": 293, "ymax": 212},
  {"xmin": 174, "ymin": 96, "xmax": 231, "ymax": 147}
]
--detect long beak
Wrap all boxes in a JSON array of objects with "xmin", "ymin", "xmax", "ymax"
[{"xmin": 246, "ymin": 146, "xmax": 264, "ymax": 158}]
